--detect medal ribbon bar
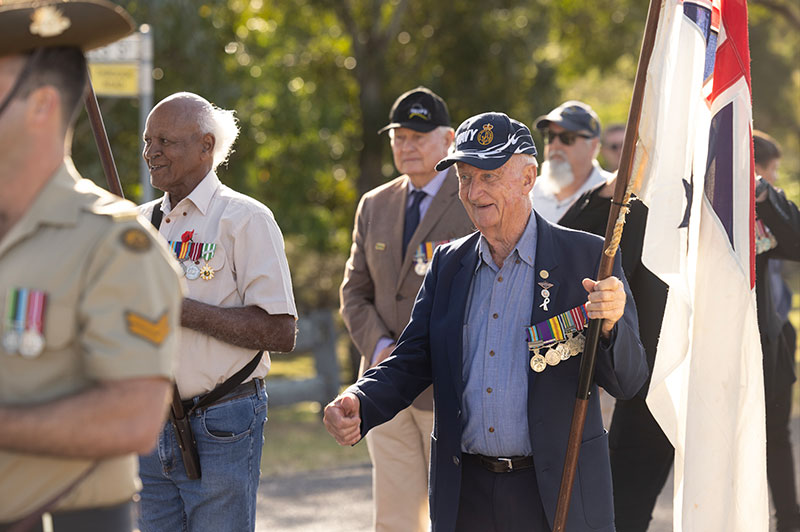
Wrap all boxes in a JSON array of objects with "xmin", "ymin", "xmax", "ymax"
[
  {"xmin": 201, "ymin": 243, "xmax": 216, "ymax": 261},
  {"xmin": 526, "ymin": 304, "xmax": 588, "ymax": 350}
]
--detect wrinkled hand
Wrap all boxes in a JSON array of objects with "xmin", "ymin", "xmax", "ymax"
[
  {"xmin": 583, "ymin": 277, "xmax": 626, "ymax": 338},
  {"xmin": 323, "ymin": 393, "xmax": 362, "ymax": 446},
  {"xmin": 371, "ymin": 343, "xmax": 395, "ymax": 368}
]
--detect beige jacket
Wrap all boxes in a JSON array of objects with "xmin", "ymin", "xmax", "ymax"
[{"xmin": 340, "ymin": 168, "xmax": 474, "ymax": 410}]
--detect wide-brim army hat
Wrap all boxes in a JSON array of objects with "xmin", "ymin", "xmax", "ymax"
[{"xmin": 0, "ymin": 0, "xmax": 134, "ymax": 55}]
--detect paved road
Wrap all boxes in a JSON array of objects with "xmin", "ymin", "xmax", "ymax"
[{"xmin": 256, "ymin": 417, "xmax": 798, "ymax": 531}]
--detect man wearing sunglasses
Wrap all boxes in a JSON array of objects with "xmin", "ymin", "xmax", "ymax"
[{"xmin": 530, "ymin": 101, "xmax": 613, "ymax": 223}]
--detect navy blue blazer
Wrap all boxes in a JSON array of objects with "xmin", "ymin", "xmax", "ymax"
[{"xmin": 349, "ymin": 211, "xmax": 648, "ymax": 532}]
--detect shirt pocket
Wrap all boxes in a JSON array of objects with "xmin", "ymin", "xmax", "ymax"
[{"xmin": 43, "ymin": 302, "xmax": 75, "ymax": 351}]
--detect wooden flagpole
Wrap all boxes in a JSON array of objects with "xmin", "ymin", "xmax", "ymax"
[
  {"xmin": 84, "ymin": 70, "xmax": 124, "ymax": 198},
  {"xmin": 552, "ymin": 0, "xmax": 662, "ymax": 529}
]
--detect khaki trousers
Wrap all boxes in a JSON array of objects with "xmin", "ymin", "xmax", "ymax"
[{"xmin": 365, "ymin": 404, "xmax": 433, "ymax": 532}]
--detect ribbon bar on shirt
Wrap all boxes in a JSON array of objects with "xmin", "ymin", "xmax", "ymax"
[{"xmin": 526, "ymin": 304, "xmax": 588, "ymax": 351}]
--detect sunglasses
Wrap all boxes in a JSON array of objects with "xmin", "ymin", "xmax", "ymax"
[{"xmin": 544, "ymin": 130, "xmax": 593, "ymax": 146}]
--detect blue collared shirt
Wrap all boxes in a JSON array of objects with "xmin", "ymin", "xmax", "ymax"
[{"xmin": 461, "ymin": 212, "xmax": 537, "ymax": 457}]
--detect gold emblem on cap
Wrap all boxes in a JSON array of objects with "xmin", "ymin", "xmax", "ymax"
[
  {"xmin": 477, "ymin": 124, "xmax": 494, "ymax": 146},
  {"xmin": 539, "ymin": 269, "xmax": 549, "ymax": 279},
  {"xmin": 30, "ymin": 6, "xmax": 72, "ymax": 38}
]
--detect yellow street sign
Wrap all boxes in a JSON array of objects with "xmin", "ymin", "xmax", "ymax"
[{"xmin": 88, "ymin": 63, "xmax": 139, "ymax": 97}]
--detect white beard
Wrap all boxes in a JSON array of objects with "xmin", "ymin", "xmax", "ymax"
[{"xmin": 539, "ymin": 158, "xmax": 574, "ymax": 194}]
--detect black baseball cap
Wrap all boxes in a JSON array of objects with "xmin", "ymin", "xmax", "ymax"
[
  {"xmin": 534, "ymin": 100, "xmax": 601, "ymax": 137},
  {"xmin": 435, "ymin": 112, "xmax": 538, "ymax": 171},
  {"xmin": 378, "ymin": 86, "xmax": 450, "ymax": 134},
  {"xmin": 0, "ymin": 0, "xmax": 134, "ymax": 55}
]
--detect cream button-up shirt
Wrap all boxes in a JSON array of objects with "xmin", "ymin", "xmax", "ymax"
[{"xmin": 140, "ymin": 171, "xmax": 297, "ymax": 399}]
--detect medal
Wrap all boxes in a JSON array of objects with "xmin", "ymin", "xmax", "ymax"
[
  {"xmin": 200, "ymin": 263, "xmax": 215, "ymax": 281},
  {"xmin": 185, "ymin": 263, "xmax": 201, "ymax": 280},
  {"xmin": 538, "ymin": 281, "xmax": 553, "ymax": 312},
  {"xmin": 530, "ymin": 354, "xmax": 546, "ymax": 372},
  {"xmin": 2, "ymin": 330, "xmax": 19, "ymax": 354},
  {"xmin": 3, "ymin": 288, "xmax": 20, "ymax": 353},
  {"xmin": 19, "ymin": 329, "xmax": 45, "ymax": 358},
  {"xmin": 20, "ymin": 290, "xmax": 46, "ymax": 357},
  {"xmin": 412, "ymin": 240, "xmax": 452, "ymax": 277},
  {"xmin": 545, "ymin": 348, "xmax": 561, "ymax": 366},
  {"xmin": 566, "ymin": 335, "xmax": 585, "ymax": 356}
]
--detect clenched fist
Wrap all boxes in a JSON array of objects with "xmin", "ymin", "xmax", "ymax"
[{"xmin": 323, "ymin": 393, "xmax": 362, "ymax": 446}]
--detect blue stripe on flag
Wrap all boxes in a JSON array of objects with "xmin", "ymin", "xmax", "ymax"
[
  {"xmin": 683, "ymin": 3, "xmax": 716, "ymax": 81},
  {"xmin": 704, "ymin": 102, "xmax": 735, "ymax": 248}
]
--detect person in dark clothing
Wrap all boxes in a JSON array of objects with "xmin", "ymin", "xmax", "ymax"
[
  {"xmin": 559, "ymin": 182, "xmax": 672, "ymax": 532},
  {"xmin": 753, "ymin": 130, "xmax": 800, "ymax": 532}
]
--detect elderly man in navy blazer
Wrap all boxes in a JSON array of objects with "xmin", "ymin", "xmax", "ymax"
[{"xmin": 324, "ymin": 112, "xmax": 648, "ymax": 532}]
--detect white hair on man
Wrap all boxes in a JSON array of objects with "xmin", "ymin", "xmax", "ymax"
[{"xmin": 162, "ymin": 92, "xmax": 240, "ymax": 170}]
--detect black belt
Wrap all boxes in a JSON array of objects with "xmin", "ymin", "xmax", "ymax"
[
  {"xmin": 462, "ymin": 453, "xmax": 535, "ymax": 473},
  {"xmin": 182, "ymin": 379, "xmax": 261, "ymax": 413}
]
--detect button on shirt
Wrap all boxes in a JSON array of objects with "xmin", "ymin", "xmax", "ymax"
[
  {"xmin": 461, "ymin": 213, "xmax": 537, "ymax": 457},
  {"xmin": 139, "ymin": 171, "xmax": 298, "ymax": 399},
  {"xmin": 531, "ymin": 162, "xmax": 612, "ymax": 223}
]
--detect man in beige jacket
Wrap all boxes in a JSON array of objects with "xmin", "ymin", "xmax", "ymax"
[{"xmin": 340, "ymin": 87, "xmax": 474, "ymax": 531}]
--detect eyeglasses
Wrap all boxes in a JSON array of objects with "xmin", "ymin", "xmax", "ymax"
[{"xmin": 544, "ymin": 130, "xmax": 593, "ymax": 146}]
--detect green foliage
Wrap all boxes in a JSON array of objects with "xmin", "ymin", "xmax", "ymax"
[{"xmin": 70, "ymin": 0, "xmax": 800, "ymax": 310}]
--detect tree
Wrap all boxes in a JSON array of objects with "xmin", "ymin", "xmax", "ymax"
[{"xmin": 72, "ymin": 0, "xmax": 799, "ymax": 311}]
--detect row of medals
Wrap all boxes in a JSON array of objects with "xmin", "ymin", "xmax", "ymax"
[
  {"xmin": 181, "ymin": 259, "xmax": 214, "ymax": 281},
  {"xmin": 3, "ymin": 328, "xmax": 45, "ymax": 358},
  {"xmin": 529, "ymin": 333, "xmax": 586, "ymax": 373}
]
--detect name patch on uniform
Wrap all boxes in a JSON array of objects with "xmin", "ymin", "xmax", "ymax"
[
  {"xmin": 120, "ymin": 228, "xmax": 151, "ymax": 253},
  {"xmin": 125, "ymin": 311, "xmax": 169, "ymax": 345}
]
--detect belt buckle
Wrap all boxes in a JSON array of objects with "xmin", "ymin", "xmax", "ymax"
[{"xmin": 498, "ymin": 457, "xmax": 513, "ymax": 472}]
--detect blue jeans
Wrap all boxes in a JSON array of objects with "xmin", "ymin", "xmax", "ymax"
[{"xmin": 138, "ymin": 379, "xmax": 267, "ymax": 532}]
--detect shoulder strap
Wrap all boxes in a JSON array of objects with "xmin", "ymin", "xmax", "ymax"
[
  {"xmin": 193, "ymin": 351, "xmax": 263, "ymax": 412},
  {"xmin": 150, "ymin": 204, "xmax": 164, "ymax": 230}
]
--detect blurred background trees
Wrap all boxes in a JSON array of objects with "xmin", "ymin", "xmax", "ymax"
[{"xmin": 72, "ymin": 0, "xmax": 800, "ymax": 316}]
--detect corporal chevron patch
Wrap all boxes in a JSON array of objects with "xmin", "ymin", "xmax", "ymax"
[{"xmin": 125, "ymin": 311, "xmax": 169, "ymax": 345}]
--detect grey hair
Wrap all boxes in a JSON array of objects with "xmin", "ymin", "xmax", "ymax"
[{"xmin": 162, "ymin": 92, "xmax": 240, "ymax": 170}]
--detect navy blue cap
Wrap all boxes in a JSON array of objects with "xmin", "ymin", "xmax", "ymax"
[
  {"xmin": 435, "ymin": 112, "xmax": 538, "ymax": 171},
  {"xmin": 534, "ymin": 100, "xmax": 601, "ymax": 137},
  {"xmin": 378, "ymin": 86, "xmax": 450, "ymax": 134}
]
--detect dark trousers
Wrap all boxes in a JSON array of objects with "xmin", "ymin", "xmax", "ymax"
[
  {"xmin": 455, "ymin": 456, "xmax": 550, "ymax": 532},
  {"xmin": 0, "ymin": 501, "xmax": 133, "ymax": 532},
  {"xmin": 608, "ymin": 396, "xmax": 674, "ymax": 532},
  {"xmin": 767, "ymin": 375, "xmax": 800, "ymax": 532}
]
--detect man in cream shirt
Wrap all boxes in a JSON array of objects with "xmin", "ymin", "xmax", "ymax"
[{"xmin": 138, "ymin": 92, "xmax": 297, "ymax": 532}]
